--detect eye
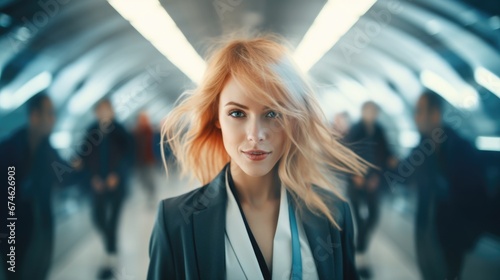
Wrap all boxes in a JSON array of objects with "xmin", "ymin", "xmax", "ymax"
[
  {"xmin": 266, "ymin": 111, "xmax": 280, "ymax": 118},
  {"xmin": 229, "ymin": 110, "xmax": 245, "ymax": 118}
]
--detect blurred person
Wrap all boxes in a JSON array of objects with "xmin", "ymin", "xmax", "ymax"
[
  {"xmin": 408, "ymin": 90, "xmax": 488, "ymax": 280},
  {"xmin": 79, "ymin": 99, "xmax": 133, "ymax": 279},
  {"xmin": 154, "ymin": 118, "xmax": 174, "ymax": 166},
  {"xmin": 332, "ymin": 111, "xmax": 351, "ymax": 138},
  {"xmin": 0, "ymin": 93, "xmax": 81, "ymax": 280},
  {"xmin": 133, "ymin": 112, "xmax": 157, "ymax": 207},
  {"xmin": 147, "ymin": 37, "xmax": 368, "ymax": 280},
  {"xmin": 330, "ymin": 112, "xmax": 353, "ymax": 195},
  {"xmin": 343, "ymin": 101, "xmax": 395, "ymax": 278}
]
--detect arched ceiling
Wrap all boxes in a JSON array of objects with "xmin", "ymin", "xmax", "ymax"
[{"xmin": 0, "ymin": 0, "xmax": 498, "ymax": 154}]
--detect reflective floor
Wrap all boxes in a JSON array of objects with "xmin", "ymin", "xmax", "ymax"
[{"xmin": 48, "ymin": 167, "xmax": 500, "ymax": 280}]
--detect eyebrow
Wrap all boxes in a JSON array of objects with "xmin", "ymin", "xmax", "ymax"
[
  {"xmin": 224, "ymin": 102, "xmax": 274, "ymax": 112},
  {"xmin": 224, "ymin": 101, "xmax": 249, "ymax": 109}
]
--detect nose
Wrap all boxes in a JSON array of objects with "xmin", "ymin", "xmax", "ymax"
[{"xmin": 247, "ymin": 117, "xmax": 267, "ymax": 142}]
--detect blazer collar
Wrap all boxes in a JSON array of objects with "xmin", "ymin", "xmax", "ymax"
[
  {"xmin": 192, "ymin": 163, "xmax": 335, "ymax": 280},
  {"xmin": 192, "ymin": 163, "xmax": 229, "ymax": 280},
  {"xmin": 304, "ymin": 214, "xmax": 335, "ymax": 279},
  {"xmin": 290, "ymin": 194, "xmax": 336, "ymax": 280}
]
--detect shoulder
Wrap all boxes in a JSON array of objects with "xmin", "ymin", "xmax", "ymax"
[
  {"xmin": 0, "ymin": 127, "xmax": 25, "ymax": 146},
  {"xmin": 345, "ymin": 122, "xmax": 363, "ymax": 142},
  {"xmin": 349, "ymin": 122, "xmax": 364, "ymax": 133},
  {"xmin": 39, "ymin": 136, "xmax": 59, "ymax": 158},
  {"xmin": 0, "ymin": 128, "xmax": 26, "ymax": 159},
  {"xmin": 374, "ymin": 123, "xmax": 386, "ymax": 134},
  {"xmin": 110, "ymin": 120, "xmax": 128, "ymax": 133},
  {"xmin": 83, "ymin": 122, "xmax": 99, "ymax": 135},
  {"xmin": 444, "ymin": 127, "xmax": 473, "ymax": 150},
  {"xmin": 88, "ymin": 122, "xmax": 99, "ymax": 129},
  {"xmin": 311, "ymin": 186, "xmax": 350, "ymax": 228},
  {"xmin": 155, "ymin": 184, "xmax": 212, "ymax": 229}
]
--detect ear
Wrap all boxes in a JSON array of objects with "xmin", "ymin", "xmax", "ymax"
[{"xmin": 215, "ymin": 119, "xmax": 221, "ymax": 129}]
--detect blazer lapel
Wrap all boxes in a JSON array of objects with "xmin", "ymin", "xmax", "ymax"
[
  {"xmin": 192, "ymin": 164, "xmax": 228, "ymax": 280},
  {"xmin": 300, "ymin": 204, "xmax": 336, "ymax": 280}
]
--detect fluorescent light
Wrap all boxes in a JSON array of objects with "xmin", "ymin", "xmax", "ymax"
[
  {"xmin": 0, "ymin": 71, "xmax": 52, "ymax": 110},
  {"xmin": 293, "ymin": 0, "xmax": 376, "ymax": 72},
  {"xmin": 50, "ymin": 131, "xmax": 72, "ymax": 149},
  {"xmin": 425, "ymin": 19, "xmax": 441, "ymax": 35},
  {"xmin": 336, "ymin": 78, "xmax": 369, "ymax": 104},
  {"xmin": 108, "ymin": 0, "xmax": 206, "ymax": 84},
  {"xmin": 319, "ymin": 89, "xmax": 358, "ymax": 120},
  {"xmin": 0, "ymin": 91, "xmax": 11, "ymax": 110},
  {"xmin": 476, "ymin": 136, "xmax": 500, "ymax": 152},
  {"xmin": 399, "ymin": 130, "xmax": 420, "ymax": 148},
  {"xmin": 420, "ymin": 70, "xmax": 479, "ymax": 110},
  {"xmin": 67, "ymin": 81, "xmax": 110, "ymax": 114},
  {"xmin": 474, "ymin": 67, "xmax": 500, "ymax": 99}
]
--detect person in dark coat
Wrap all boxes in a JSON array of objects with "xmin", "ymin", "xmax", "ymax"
[
  {"xmin": 343, "ymin": 101, "xmax": 395, "ymax": 277},
  {"xmin": 0, "ymin": 93, "xmax": 80, "ymax": 280},
  {"xmin": 79, "ymin": 99, "xmax": 133, "ymax": 279},
  {"xmin": 408, "ymin": 91, "xmax": 488, "ymax": 279}
]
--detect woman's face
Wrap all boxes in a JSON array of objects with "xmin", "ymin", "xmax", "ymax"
[{"xmin": 218, "ymin": 77, "xmax": 285, "ymax": 177}]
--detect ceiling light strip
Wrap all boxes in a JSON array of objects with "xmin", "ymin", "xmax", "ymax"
[
  {"xmin": 108, "ymin": 0, "xmax": 206, "ymax": 84},
  {"xmin": 293, "ymin": 0, "xmax": 377, "ymax": 72}
]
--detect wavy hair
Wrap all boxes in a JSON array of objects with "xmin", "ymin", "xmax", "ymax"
[{"xmin": 161, "ymin": 35, "xmax": 367, "ymax": 229}]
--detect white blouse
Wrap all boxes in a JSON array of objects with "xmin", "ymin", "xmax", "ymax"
[{"xmin": 224, "ymin": 168, "xmax": 319, "ymax": 280}]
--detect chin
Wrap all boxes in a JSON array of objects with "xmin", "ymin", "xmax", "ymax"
[{"xmin": 235, "ymin": 159, "xmax": 276, "ymax": 178}]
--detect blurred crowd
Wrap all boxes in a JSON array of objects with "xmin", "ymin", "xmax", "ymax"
[
  {"xmin": 0, "ymin": 90, "xmax": 499, "ymax": 280},
  {"xmin": 0, "ymin": 94, "xmax": 172, "ymax": 280},
  {"xmin": 333, "ymin": 91, "xmax": 499, "ymax": 279}
]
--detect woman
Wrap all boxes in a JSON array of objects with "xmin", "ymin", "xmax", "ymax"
[{"xmin": 147, "ymin": 36, "xmax": 367, "ymax": 280}]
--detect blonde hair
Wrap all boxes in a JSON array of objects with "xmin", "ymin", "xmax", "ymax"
[{"xmin": 161, "ymin": 35, "xmax": 367, "ymax": 229}]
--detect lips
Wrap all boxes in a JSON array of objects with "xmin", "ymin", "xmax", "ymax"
[{"xmin": 242, "ymin": 150, "xmax": 271, "ymax": 161}]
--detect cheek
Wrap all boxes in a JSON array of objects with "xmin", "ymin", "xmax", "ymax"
[
  {"xmin": 415, "ymin": 113, "xmax": 423, "ymax": 124},
  {"xmin": 272, "ymin": 130, "xmax": 286, "ymax": 155},
  {"xmin": 219, "ymin": 120, "xmax": 244, "ymax": 149}
]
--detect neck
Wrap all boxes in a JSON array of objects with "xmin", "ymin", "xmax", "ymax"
[
  {"xmin": 423, "ymin": 123, "xmax": 443, "ymax": 139},
  {"xmin": 229, "ymin": 162, "xmax": 281, "ymax": 207},
  {"xmin": 363, "ymin": 121, "xmax": 375, "ymax": 133},
  {"xmin": 99, "ymin": 118, "xmax": 114, "ymax": 125}
]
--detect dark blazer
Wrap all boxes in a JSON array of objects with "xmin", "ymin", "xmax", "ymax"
[
  {"xmin": 344, "ymin": 121, "xmax": 393, "ymax": 174},
  {"xmin": 147, "ymin": 164, "xmax": 358, "ymax": 280}
]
